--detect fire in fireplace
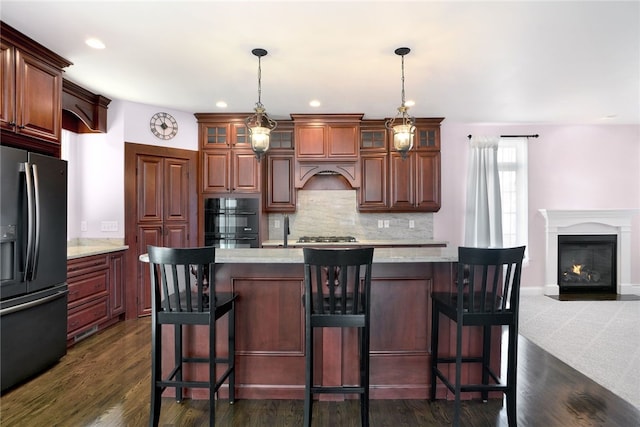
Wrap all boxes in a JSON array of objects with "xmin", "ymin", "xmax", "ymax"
[{"xmin": 558, "ymin": 234, "xmax": 617, "ymax": 294}]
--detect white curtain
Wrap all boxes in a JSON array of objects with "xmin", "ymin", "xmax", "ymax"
[{"xmin": 464, "ymin": 136, "xmax": 503, "ymax": 248}]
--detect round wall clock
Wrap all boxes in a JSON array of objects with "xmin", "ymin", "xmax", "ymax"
[{"xmin": 150, "ymin": 112, "xmax": 178, "ymax": 140}]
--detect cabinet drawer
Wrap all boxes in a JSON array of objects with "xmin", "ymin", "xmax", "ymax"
[
  {"xmin": 67, "ymin": 296, "xmax": 109, "ymax": 337},
  {"xmin": 67, "ymin": 269, "xmax": 108, "ymax": 304},
  {"xmin": 67, "ymin": 254, "xmax": 109, "ymax": 277}
]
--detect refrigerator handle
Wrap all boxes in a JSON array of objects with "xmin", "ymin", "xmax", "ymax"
[
  {"xmin": 23, "ymin": 162, "xmax": 35, "ymax": 281},
  {"xmin": 31, "ymin": 164, "xmax": 41, "ymax": 280}
]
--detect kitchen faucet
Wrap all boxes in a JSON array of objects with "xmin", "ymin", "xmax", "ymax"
[{"xmin": 283, "ymin": 214, "xmax": 290, "ymax": 248}]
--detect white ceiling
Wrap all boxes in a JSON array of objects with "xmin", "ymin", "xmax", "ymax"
[{"xmin": 2, "ymin": 1, "xmax": 639, "ymax": 124}]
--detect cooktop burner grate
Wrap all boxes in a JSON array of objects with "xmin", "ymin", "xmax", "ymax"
[{"xmin": 296, "ymin": 236, "xmax": 358, "ymax": 243}]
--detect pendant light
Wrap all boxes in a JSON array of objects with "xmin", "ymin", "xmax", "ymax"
[
  {"xmin": 245, "ymin": 48, "xmax": 277, "ymax": 161},
  {"xmin": 385, "ymin": 47, "xmax": 415, "ymax": 159}
]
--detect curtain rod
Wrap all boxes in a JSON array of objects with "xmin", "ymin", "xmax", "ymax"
[{"xmin": 467, "ymin": 134, "xmax": 539, "ymax": 139}]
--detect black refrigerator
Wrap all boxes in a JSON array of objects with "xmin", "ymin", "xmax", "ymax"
[{"xmin": 1, "ymin": 145, "xmax": 68, "ymax": 392}]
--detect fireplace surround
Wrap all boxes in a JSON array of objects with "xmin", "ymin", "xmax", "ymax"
[{"xmin": 540, "ymin": 209, "xmax": 638, "ymax": 295}]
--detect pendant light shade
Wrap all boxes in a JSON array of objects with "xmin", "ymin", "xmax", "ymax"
[
  {"xmin": 246, "ymin": 48, "xmax": 277, "ymax": 161},
  {"xmin": 385, "ymin": 47, "xmax": 415, "ymax": 159}
]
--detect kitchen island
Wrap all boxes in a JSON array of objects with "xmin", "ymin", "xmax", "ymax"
[
  {"xmin": 260, "ymin": 239, "xmax": 449, "ymax": 248},
  {"xmin": 153, "ymin": 247, "xmax": 501, "ymax": 401}
]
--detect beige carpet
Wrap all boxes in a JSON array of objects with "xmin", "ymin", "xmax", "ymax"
[{"xmin": 518, "ymin": 294, "xmax": 640, "ymax": 409}]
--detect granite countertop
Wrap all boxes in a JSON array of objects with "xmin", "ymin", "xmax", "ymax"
[
  {"xmin": 261, "ymin": 239, "xmax": 448, "ymax": 248},
  {"xmin": 140, "ymin": 246, "xmax": 458, "ymax": 264},
  {"xmin": 67, "ymin": 239, "xmax": 128, "ymax": 260}
]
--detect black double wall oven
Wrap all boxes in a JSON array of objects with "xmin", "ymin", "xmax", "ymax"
[{"xmin": 204, "ymin": 197, "xmax": 259, "ymax": 248}]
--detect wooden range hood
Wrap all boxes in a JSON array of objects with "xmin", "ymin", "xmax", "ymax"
[
  {"xmin": 296, "ymin": 162, "xmax": 359, "ymax": 190},
  {"xmin": 292, "ymin": 113, "xmax": 362, "ymax": 190},
  {"xmin": 62, "ymin": 79, "xmax": 111, "ymax": 133}
]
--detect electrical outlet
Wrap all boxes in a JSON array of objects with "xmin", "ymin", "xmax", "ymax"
[
  {"xmin": 384, "ymin": 220, "xmax": 390, "ymax": 228},
  {"xmin": 377, "ymin": 220, "xmax": 383, "ymax": 228},
  {"xmin": 409, "ymin": 220, "xmax": 415, "ymax": 229},
  {"xmin": 275, "ymin": 219, "xmax": 281, "ymax": 229},
  {"xmin": 100, "ymin": 221, "xmax": 118, "ymax": 232},
  {"xmin": 80, "ymin": 221, "xmax": 87, "ymax": 232}
]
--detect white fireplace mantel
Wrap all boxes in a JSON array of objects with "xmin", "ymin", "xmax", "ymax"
[{"xmin": 539, "ymin": 209, "xmax": 639, "ymax": 295}]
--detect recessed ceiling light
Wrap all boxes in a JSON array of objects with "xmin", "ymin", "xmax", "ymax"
[
  {"xmin": 309, "ymin": 100, "xmax": 321, "ymax": 108},
  {"xmin": 85, "ymin": 38, "xmax": 105, "ymax": 49},
  {"xmin": 216, "ymin": 101, "xmax": 228, "ymax": 108}
]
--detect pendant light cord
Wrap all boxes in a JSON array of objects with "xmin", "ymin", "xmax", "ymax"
[
  {"xmin": 400, "ymin": 54, "xmax": 406, "ymax": 107},
  {"xmin": 256, "ymin": 55, "xmax": 263, "ymax": 108}
]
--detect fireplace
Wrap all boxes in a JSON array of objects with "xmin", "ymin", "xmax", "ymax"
[
  {"xmin": 539, "ymin": 209, "xmax": 638, "ymax": 295},
  {"xmin": 558, "ymin": 234, "xmax": 617, "ymax": 294}
]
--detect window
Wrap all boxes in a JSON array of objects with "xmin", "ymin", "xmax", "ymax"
[{"xmin": 498, "ymin": 138, "xmax": 528, "ymax": 250}]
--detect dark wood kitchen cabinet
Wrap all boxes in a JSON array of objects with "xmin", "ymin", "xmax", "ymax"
[
  {"xmin": 202, "ymin": 149, "xmax": 259, "ymax": 193},
  {"xmin": 389, "ymin": 150, "xmax": 441, "ymax": 211},
  {"xmin": 359, "ymin": 118, "xmax": 442, "ymax": 212},
  {"xmin": 359, "ymin": 121, "xmax": 389, "ymax": 211},
  {"xmin": 263, "ymin": 122, "xmax": 296, "ymax": 212},
  {"xmin": 0, "ymin": 22, "xmax": 72, "ymax": 158},
  {"xmin": 109, "ymin": 251, "xmax": 125, "ymax": 317},
  {"xmin": 124, "ymin": 143, "xmax": 197, "ymax": 319},
  {"xmin": 359, "ymin": 152, "xmax": 389, "ymax": 210},
  {"xmin": 196, "ymin": 113, "xmax": 260, "ymax": 194},
  {"xmin": 413, "ymin": 119, "xmax": 442, "ymax": 151},
  {"xmin": 292, "ymin": 114, "xmax": 362, "ymax": 160},
  {"xmin": 135, "ymin": 153, "xmax": 193, "ymax": 316},
  {"xmin": 388, "ymin": 119, "xmax": 442, "ymax": 211},
  {"xmin": 66, "ymin": 251, "xmax": 125, "ymax": 346}
]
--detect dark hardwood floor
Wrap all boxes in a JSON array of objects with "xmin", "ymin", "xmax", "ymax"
[{"xmin": 1, "ymin": 318, "xmax": 638, "ymax": 426}]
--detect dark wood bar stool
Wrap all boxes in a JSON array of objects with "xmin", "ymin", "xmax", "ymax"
[
  {"xmin": 302, "ymin": 247, "xmax": 374, "ymax": 427},
  {"xmin": 147, "ymin": 245, "xmax": 237, "ymax": 427},
  {"xmin": 430, "ymin": 246, "xmax": 525, "ymax": 426}
]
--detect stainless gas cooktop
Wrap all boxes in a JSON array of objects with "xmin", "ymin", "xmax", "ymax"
[{"xmin": 296, "ymin": 236, "xmax": 358, "ymax": 243}]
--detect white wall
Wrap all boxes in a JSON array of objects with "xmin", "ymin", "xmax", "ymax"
[
  {"xmin": 435, "ymin": 122, "xmax": 640, "ymax": 290},
  {"xmin": 65, "ymin": 100, "xmax": 198, "ymax": 239}
]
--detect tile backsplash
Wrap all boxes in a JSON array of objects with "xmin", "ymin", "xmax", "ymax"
[{"xmin": 267, "ymin": 190, "xmax": 433, "ymax": 241}]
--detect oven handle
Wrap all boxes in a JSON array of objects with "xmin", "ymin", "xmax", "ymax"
[
  {"xmin": 211, "ymin": 210, "xmax": 257, "ymax": 215},
  {"xmin": 218, "ymin": 236, "xmax": 257, "ymax": 241}
]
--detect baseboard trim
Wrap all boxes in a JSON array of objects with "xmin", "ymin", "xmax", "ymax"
[{"xmin": 521, "ymin": 287, "xmax": 546, "ymax": 296}]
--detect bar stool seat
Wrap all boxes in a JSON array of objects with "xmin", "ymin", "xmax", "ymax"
[
  {"xmin": 147, "ymin": 245, "xmax": 236, "ymax": 427},
  {"xmin": 302, "ymin": 247, "xmax": 374, "ymax": 427},
  {"xmin": 430, "ymin": 246, "xmax": 525, "ymax": 426}
]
